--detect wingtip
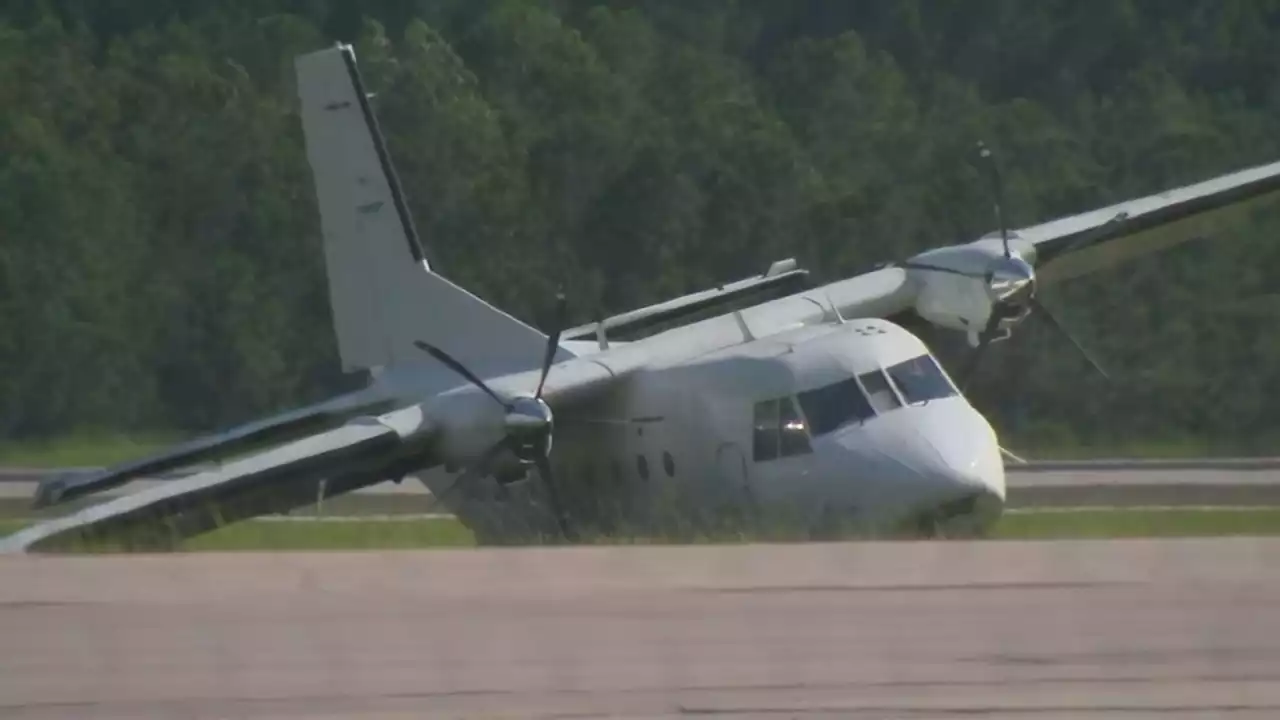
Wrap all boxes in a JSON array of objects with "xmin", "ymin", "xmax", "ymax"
[
  {"xmin": 31, "ymin": 474, "xmax": 71, "ymax": 509},
  {"xmin": 30, "ymin": 469, "xmax": 101, "ymax": 509}
]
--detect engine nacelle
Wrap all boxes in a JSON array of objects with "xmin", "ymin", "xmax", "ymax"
[
  {"xmin": 421, "ymin": 387, "xmax": 512, "ymax": 466},
  {"xmin": 906, "ymin": 233, "xmax": 1039, "ymax": 346}
]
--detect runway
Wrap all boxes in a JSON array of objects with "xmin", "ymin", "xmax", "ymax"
[{"xmin": 3, "ymin": 538, "xmax": 1279, "ymax": 719}]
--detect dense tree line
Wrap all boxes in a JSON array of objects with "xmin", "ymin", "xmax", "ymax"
[{"xmin": 1, "ymin": 0, "xmax": 1278, "ymax": 453}]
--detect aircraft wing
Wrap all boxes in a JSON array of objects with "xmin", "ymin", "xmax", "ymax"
[
  {"xmin": 31, "ymin": 387, "xmax": 395, "ymax": 509},
  {"xmin": 1019, "ymin": 159, "xmax": 1280, "ymax": 284},
  {"xmin": 2, "ymin": 410, "xmax": 427, "ymax": 553},
  {"xmin": 561, "ymin": 258, "xmax": 811, "ymax": 346},
  {"xmin": 3, "ymin": 355, "xmax": 624, "ymax": 553}
]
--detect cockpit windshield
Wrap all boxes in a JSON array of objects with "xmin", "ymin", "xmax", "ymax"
[
  {"xmin": 885, "ymin": 355, "xmax": 957, "ymax": 405},
  {"xmin": 794, "ymin": 354, "xmax": 958, "ymax": 438},
  {"xmin": 797, "ymin": 377, "xmax": 874, "ymax": 437}
]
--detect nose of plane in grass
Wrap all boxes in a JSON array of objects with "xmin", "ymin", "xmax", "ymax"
[
  {"xmin": 918, "ymin": 402, "xmax": 1006, "ymax": 500},
  {"xmin": 831, "ymin": 397, "xmax": 1005, "ymax": 534},
  {"xmin": 900, "ymin": 399, "xmax": 1006, "ymax": 533}
]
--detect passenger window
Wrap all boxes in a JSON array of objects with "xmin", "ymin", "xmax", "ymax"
[
  {"xmin": 797, "ymin": 377, "xmax": 875, "ymax": 437},
  {"xmin": 752, "ymin": 399, "xmax": 780, "ymax": 462},
  {"xmin": 779, "ymin": 398, "xmax": 812, "ymax": 457},
  {"xmin": 859, "ymin": 370, "xmax": 902, "ymax": 414}
]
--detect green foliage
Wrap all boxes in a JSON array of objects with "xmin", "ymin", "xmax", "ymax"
[
  {"xmin": 0, "ymin": 431, "xmax": 179, "ymax": 467},
  {"xmin": 1, "ymin": 1, "xmax": 1278, "ymax": 450},
  {"xmin": 992, "ymin": 508, "xmax": 1280, "ymax": 539}
]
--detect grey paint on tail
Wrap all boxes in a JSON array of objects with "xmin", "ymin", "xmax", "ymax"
[{"xmin": 295, "ymin": 44, "xmax": 567, "ymax": 378}]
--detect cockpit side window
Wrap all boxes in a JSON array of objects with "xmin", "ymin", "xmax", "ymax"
[
  {"xmin": 752, "ymin": 399, "xmax": 780, "ymax": 462},
  {"xmin": 886, "ymin": 355, "xmax": 957, "ymax": 405},
  {"xmin": 859, "ymin": 369, "xmax": 902, "ymax": 414},
  {"xmin": 797, "ymin": 377, "xmax": 875, "ymax": 437},
  {"xmin": 779, "ymin": 396, "xmax": 812, "ymax": 457},
  {"xmin": 753, "ymin": 397, "xmax": 813, "ymax": 462}
]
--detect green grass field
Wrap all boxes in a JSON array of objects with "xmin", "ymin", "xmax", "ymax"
[
  {"xmin": 5, "ymin": 508, "xmax": 1280, "ymax": 552},
  {"xmin": 3, "ymin": 430, "xmax": 1271, "ymax": 469}
]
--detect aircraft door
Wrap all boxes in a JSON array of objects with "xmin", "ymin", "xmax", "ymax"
[{"xmin": 715, "ymin": 442, "xmax": 753, "ymax": 506}]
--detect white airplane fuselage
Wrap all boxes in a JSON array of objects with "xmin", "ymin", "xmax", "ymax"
[{"xmin": 414, "ymin": 317, "xmax": 1005, "ymax": 542}]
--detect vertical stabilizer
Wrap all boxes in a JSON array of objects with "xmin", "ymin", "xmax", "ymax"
[{"xmin": 295, "ymin": 44, "xmax": 560, "ymax": 377}]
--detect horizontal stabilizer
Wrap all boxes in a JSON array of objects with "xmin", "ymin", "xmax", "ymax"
[
  {"xmin": 4, "ymin": 418, "xmax": 413, "ymax": 553},
  {"xmin": 31, "ymin": 389, "xmax": 389, "ymax": 509}
]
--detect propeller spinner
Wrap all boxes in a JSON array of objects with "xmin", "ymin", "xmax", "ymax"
[{"xmin": 413, "ymin": 292, "xmax": 575, "ymax": 540}]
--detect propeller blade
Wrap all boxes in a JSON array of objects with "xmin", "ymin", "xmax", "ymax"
[
  {"xmin": 558, "ymin": 417, "xmax": 634, "ymax": 426},
  {"xmin": 535, "ymin": 292, "xmax": 568, "ymax": 400},
  {"xmin": 958, "ymin": 312, "xmax": 1003, "ymax": 392},
  {"xmin": 414, "ymin": 340, "xmax": 511, "ymax": 409},
  {"xmin": 1028, "ymin": 297, "xmax": 1110, "ymax": 381},
  {"xmin": 898, "ymin": 261, "xmax": 987, "ymax": 279},
  {"xmin": 976, "ymin": 140, "xmax": 1011, "ymax": 259},
  {"xmin": 533, "ymin": 453, "xmax": 575, "ymax": 540},
  {"xmin": 959, "ymin": 339, "xmax": 992, "ymax": 393}
]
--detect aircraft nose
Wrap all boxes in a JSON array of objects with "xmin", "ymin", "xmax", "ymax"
[
  {"xmin": 897, "ymin": 401, "xmax": 1005, "ymax": 534},
  {"xmin": 831, "ymin": 398, "xmax": 1005, "ymax": 535},
  {"xmin": 914, "ymin": 406, "xmax": 1005, "ymax": 500}
]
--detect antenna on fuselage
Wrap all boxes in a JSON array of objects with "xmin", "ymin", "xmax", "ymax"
[
  {"xmin": 732, "ymin": 308, "xmax": 756, "ymax": 341},
  {"xmin": 824, "ymin": 290, "xmax": 846, "ymax": 325}
]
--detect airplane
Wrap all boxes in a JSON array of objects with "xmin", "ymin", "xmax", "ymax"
[{"xmin": 5, "ymin": 42, "xmax": 1280, "ymax": 553}]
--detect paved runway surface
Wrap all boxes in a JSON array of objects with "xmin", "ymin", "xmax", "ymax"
[{"xmin": 3, "ymin": 538, "xmax": 1279, "ymax": 718}]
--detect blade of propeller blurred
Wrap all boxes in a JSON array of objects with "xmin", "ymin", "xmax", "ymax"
[
  {"xmin": 1029, "ymin": 297, "xmax": 1110, "ymax": 381},
  {"xmin": 958, "ymin": 312, "xmax": 1003, "ymax": 392},
  {"xmin": 414, "ymin": 340, "xmax": 510, "ymax": 409},
  {"xmin": 977, "ymin": 140, "xmax": 1012, "ymax": 260},
  {"xmin": 898, "ymin": 261, "xmax": 987, "ymax": 279},
  {"xmin": 423, "ymin": 436, "xmax": 513, "ymax": 513},
  {"xmin": 559, "ymin": 417, "xmax": 634, "ymax": 426},
  {"xmin": 534, "ymin": 453, "xmax": 575, "ymax": 540},
  {"xmin": 535, "ymin": 292, "xmax": 568, "ymax": 401}
]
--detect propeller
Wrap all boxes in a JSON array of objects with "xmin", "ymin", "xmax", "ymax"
[
  {"xmin": 413, "ymin": 292, "xmax": 576, "ymax": 540},
  {"xmin": 977, "ymin": 141, "xmax": 1012, "ymax": 260},
  {"xmin": 954, "ymin": 141, "xmax": 1110, "ymax": 390}
]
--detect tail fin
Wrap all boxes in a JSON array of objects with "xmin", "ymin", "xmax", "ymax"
[{"xmin": 294, "ymin": 43, "xmax": 559, "ymax": 377}]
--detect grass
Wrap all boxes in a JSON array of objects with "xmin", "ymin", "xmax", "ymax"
[
  {"xmin": 992, "ymin": 508, "xmax": 1280, "ymax": 539},
  {"xmin": 183, "ymin": 518, "xmax": 477, "ymax": 550},
  {"xmin": 2, "ymin": 431, "xmax": 1273, "ymax": 471},
  {"xmin": 5, "ymin": 508, "xmax": 1280, "ymax": 552}
]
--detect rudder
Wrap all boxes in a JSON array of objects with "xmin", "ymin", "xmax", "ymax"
[{"xmin": 294, "ymin": 43, "xmax": 559, "ymax": 377}]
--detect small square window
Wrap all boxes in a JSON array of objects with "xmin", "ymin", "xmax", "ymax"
[
  {"xmin": 752, "ymin": 399, "xmax": 780, "ymax": 462},
  {"xmin": 859, "ymin": 369, "xmax": 902, "ymax": 414}
]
